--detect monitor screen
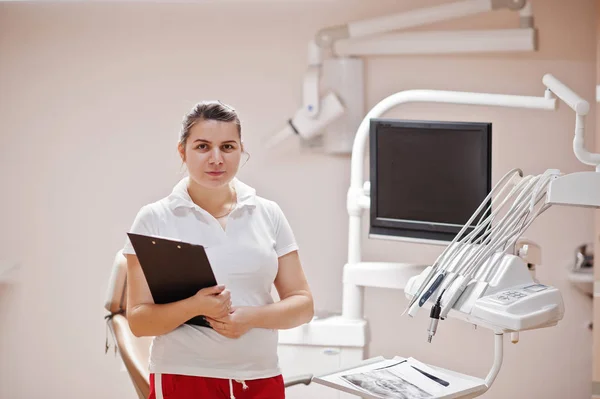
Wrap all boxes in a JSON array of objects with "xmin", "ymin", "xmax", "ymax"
[{"xmin": 369, "ymin": 119, "xmax": 492, "ymax": 243}]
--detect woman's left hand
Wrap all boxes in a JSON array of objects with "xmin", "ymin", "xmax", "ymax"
[{"xmin": 206, "ymin": 306, "xmax": 255, "ymax": 339}]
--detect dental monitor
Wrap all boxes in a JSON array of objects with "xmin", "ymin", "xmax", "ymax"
[{"xmin": 369, "ymin": 119, "xmax": 492, "ymax": 244}]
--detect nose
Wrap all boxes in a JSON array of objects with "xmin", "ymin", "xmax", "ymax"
[{"xmin": 209, "ymin": 147, "xmax": 224, "ymax": 165}]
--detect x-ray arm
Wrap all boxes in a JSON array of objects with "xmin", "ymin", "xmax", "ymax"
[{"xmin": 266, "ymin": 0, "xmax": 535, "ymax": 148}]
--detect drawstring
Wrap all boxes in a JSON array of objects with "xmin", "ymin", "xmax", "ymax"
[{"xmin": 228, "ymin": 379, "xmax": 248, "ymax": 399}]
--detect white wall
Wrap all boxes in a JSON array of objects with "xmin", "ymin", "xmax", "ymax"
[{"xmin": 0, "ymin": 0, "xmax": 596, "ymax": 398}]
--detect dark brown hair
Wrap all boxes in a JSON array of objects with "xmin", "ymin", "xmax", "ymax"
[{"xmin": 179, "ymin": 101, "xmax": 241, "ymax": 148}]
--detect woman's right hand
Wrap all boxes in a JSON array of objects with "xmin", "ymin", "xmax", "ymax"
[{"xmin": 193, "ymin": 285, "xmax": 232, "ymax": 319}]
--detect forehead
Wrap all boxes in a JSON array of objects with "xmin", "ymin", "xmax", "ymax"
[{"xmin": 188, "ymin": 119, "xmax": 239, "ymax": 143}]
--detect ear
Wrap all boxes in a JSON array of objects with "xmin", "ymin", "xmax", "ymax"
[{"xmin": 178, "ymin": 142, "xmax": 186, "ymax": 162}]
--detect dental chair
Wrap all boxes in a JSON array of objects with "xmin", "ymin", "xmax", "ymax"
[
  {"xmin": 104, "ymin": 251, "xmax": 152, "ymax": 399},
  {"xmin": 104, "ymin": 251, "xmax": 312, "ymax": 399}
]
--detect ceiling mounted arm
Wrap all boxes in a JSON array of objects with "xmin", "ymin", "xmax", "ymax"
[{"xmin": 315, "ymin": 0, "xmax": 527, "ymax": 49}]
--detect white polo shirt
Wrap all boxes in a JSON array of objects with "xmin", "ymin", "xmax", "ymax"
[{"xmin": 122, "ymin": 177, "xmax": 299, "ymax": 380}]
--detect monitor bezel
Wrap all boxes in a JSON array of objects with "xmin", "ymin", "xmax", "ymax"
[{"xmin": 369, "ymin": 118, "xmax": 492, "ymax": 243}]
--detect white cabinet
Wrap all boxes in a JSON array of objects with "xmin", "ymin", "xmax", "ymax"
[{"xmin": 278, "ymin": 316, "xmax": 367, "ymax": 399}]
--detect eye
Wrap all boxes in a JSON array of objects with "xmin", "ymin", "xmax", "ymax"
[
  {"xmin": 196, "ymin": 143, "xmax": 208, "ymax": 150},
  {"xmin": 222, "ymin": 144, "xmax": 235, "ymax": 151}
]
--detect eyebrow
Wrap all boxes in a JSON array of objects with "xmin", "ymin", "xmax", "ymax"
[{"xmin": 192, "ymin": 139, "xmax": 238, "ymax": 144}]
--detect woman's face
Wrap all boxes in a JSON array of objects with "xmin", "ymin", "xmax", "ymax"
[{"xmin": 179, "ymin": 119, "xmax": 242, "ymax": 189}]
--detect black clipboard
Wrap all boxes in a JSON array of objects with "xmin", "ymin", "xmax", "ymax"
[{"xmin": 127, "ymin": 233, "xmax": 217, "ymax": 328}]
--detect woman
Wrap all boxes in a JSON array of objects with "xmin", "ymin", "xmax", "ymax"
[{"xmin": 123, "ymin": 101, "xmax": 314, "ymax": 399}]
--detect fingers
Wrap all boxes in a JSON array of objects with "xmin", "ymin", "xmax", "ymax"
[
  {"xmin": 206, "ymin": 314, "xmax": 229, "ymax": 323},
  {"xmin": 200, "ymin": 289, "xmax": 231, "ymax": 318},
  {"xmin": 218, "ymin": 291, "xmax": 232, "ymax": 316},
  {"xmin": 206, "ymin": 317, "xmax": 242, "ymax": 339},
  {"xmin": 219, "ymin": 290, "xmax": 231, "ymax": 301},
  {"xmin": 208, "ymin": 319, "xmax": 227, "ymax": 332},
  {"xmin": 199, "ymin": 285, "xmax": 225, "ymax": 296},
  {"xmin": 208, "ymin": 321, "xmax": 220, "ymax": 331},
  {"xmin": 217, "ymin": 298, "xmax": 231, "ymax": 318},
  {"xmin": 209, "ymin": 323, "xmax": 239, "ymax": 339}
]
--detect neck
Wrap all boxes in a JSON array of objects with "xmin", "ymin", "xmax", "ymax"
[{"xmin": 186, "ymin": 178, "xmax": 235, "ymax": 215}]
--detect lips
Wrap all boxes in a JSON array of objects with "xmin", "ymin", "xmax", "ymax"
[{"xmin": 206, "ymin": 171, "xmax": 225, "ymax": 176}]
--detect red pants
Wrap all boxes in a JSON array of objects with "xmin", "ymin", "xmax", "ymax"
[{"xmin": 149, "ymin": 373, "xmax": 285, "ymax": 399}]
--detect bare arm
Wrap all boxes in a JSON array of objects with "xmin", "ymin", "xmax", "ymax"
[
  {"xmin": 125, "ymin": 254, "xmax": 231, "ymax": 337},
  {"xmin": 252, "ymin": 250, "xmax": 314, "ymax": 329}
]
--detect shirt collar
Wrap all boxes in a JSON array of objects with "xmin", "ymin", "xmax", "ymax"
[{"xmin": 167, "ymin": 176, "xmax": 257, "ymax": 211}]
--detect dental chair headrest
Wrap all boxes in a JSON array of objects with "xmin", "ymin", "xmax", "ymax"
[{"xmin": 105, "ymin": 251, "xmax": 127, "ymax": 314}]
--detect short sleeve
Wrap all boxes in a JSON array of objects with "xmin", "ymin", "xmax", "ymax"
[
  {"xmin": 122, "ymin": 205, "xmax": 157, "ymax": 255},
  {"xmin": 271, "ymin": 202, "xmax": 299, "ymax": 258}
]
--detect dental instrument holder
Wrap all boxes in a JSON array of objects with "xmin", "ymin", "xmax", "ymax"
[{"xmin": 336, "ymin": 74, "xmax": 599, "ymax": 398}]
